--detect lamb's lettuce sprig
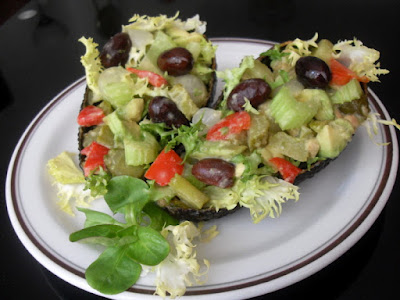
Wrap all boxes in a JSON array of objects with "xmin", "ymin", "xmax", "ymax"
[{"xmin": 70, "ymin": 176, "xmax": 178, "ymax": 295}]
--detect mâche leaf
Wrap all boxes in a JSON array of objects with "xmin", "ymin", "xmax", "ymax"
[
  {"xmin": 105, "ymin": 176, "xmax": 150, "ymax": 215},
  {"xmin": 85, "ymin": 245, "xmax": 142, "ymax": 295},
  {"xmin": 143, "ymin": 202, "xmax": 179, "ymax": 231},
  {"xmin": 69, "ymin": 224, "xmax": 124, "ymax": 242},
  {"xmin": 125, "ymin": 226, "xmax": 170, "ymax": 266},
  {"xmin": 77, "ymin": 207, "xmax": 125, "ymax": 228}
]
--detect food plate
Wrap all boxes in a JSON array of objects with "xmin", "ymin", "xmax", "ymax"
[{"xmin": 6, "ymin": 38, "xmax": 399, "ymax": 299}]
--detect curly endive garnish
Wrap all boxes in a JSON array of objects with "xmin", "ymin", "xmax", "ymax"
[
  {"xmin": 363, "ymin": 112, "xmax": 400, "ymax": 146},
  {"xmin": 284, "ymin": 33, "xmax": 319, "ymax": 66},
  {"xmin": 153, "ymin": 221, "xmax": 218, "ymax": 299}
]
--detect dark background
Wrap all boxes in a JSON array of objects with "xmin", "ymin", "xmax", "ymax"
[{"xmin": 1, "ymin": 0, "xmax": 399, "ymax": 299}]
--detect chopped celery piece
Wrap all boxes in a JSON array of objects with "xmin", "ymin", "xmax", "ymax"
[
  {"xmin": 143, "ymin": 30, "xmax": 176, "ymax": 66},
  {"xmin": 124, "ymin": 131, "xmax": 160, "ymax": 166},
  {"xmin": 98, "ymin": 67, "xmax": 134, "ymax": 107},
  {"xmin": 96, "ymin": 125, "xmax": 115, "ymax": 148},
  {"xmin": 312, "ymin": 39, "xmax": 334, "ymax": 64},
  {"xmin": 169, "ymin": 74, "xmax": 208, "ymax": 107},
  {"xmin": 167, "ymin": 84, "xmax": 199, "ymax": 119},
  {"xmin": 103, "ymin": 111, "xmax": 141, "ymax": 142},
  {"xmin": 247, "ymin": 113, "xmax": 270, "ymax": 151},
  {"xmin": 299, "ymin": 89, "xmax": 334, "ymax": 121},
  {"xmin": 190, "ymin": 140, "xmax": 247, "ymax": 160},
  {"xmin": 117, "ymin": 98, "xmax": 144, "ymax": 122},
  {"xmin": 270, "ymin": 86, "xmax": 320, "ymax": 130},
  {"xmin": 331, "ymin": 79, "xmax": 363, "ymax": 104},
  {"xmin": 241, "ymin": 59, "xmax": 274, "ymax": 84},
  {"xmin": 267, "ymin": 132, "xmax": 309, "ymax": 162},
  {"xmin": 104, "ymin": 149, "xmax": 145, "ymax": 177},
  {"xmin": 168, "ymin": 174, "xmax": 209, "ymax": 209}
]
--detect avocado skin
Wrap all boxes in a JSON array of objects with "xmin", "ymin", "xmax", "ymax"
[
  {"xmin": 161, "ymin": 202, "xmax": 242, "ymax": 222},
  {"xmin": 294, "ymin": 158, "xmax": 333, "ymax": 185},
  {"xmin": 77, "ymin": 86, "xmax": 94, "ymax": 170}
]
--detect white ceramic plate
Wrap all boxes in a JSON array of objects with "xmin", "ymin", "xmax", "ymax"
[{"xmin": 6, "ymin": 38, "xmax": 399, "ymax": 299}]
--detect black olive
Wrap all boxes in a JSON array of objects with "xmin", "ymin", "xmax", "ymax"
[
  {"xmin": 192, "ymin": 158, "xmax": 235, "ymax": 188},
  {"xmin": 295, "ymin": 56, "xmax": 331, "ymax": 89},
  {"xmin": 148, "ymin": 96, "xmax": 189, "ymax": 128},
  {"xmin": 100, "ymin": 32, "xmax": 132, "ymax": 68},
  {"xmin": 227, "ymin": 78, "xmax": 271, "ymax": 112},
  {"xmin": 157, "ymin": 47, "xmax": 194, "ymax": 76}
]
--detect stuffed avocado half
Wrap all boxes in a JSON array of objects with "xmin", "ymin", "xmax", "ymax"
[
  {"xmin": 78, "ymin": 13, "xmax": 216, "ymax": 183},
  {"xmin": 78, "ymin": 31, "xmax": 388, "ymax": 223}
]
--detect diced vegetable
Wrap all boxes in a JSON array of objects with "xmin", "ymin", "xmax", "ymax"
[
  {"xmin": 206, "ymin": 111, "xmax": 251, "ymax": 141},
  {"xmin": 312, "ymin": 39, "xmax": 333, "ymax": 64},
  {"xmin": 168, "ymin": 174, "xmax": 209, "ymax": 209},
  {"xmin": 269, "ymin": 87, "xmax": 320, "ymax": 130},
  {"xmin": 247, "ymin": 113, "xmax": 270, "ymax": 151},
  {"xmin": 124, "ymin": 132, "xmax": 160, "ymax": 166},
  {"xmin": 81, "ymin": 142, "xmax": 110, "ymax": 176},
  {"xmin": 126, "ymin": 67, "xmax": 168, "ymax": 87},
  {"xmin": 104, "ymin": 149, "xmax": 145, "ymax": 177},
  {"xmin": 97, "ymin": 67, "xmax": 135, "ymax": 107},
  {"xmin": 145, "ymin": 149, "xmax": 184, "ymax": 186},
  {"xmin": 190, "ymin": 140, "xmax": 247, "ymax": 160},
  {"xmin": 331, "ymin": 79, "xmax": 363, "ymax": 104},
  {"xmin": 268, "ymin": 132, "xmax": 309, "ymax": 162},
  {"xmin": 269, "ymin": 157, "xmax": 302, "ymax": 183},
  {"xmin": 77, "ymin": 105, "xmax": 105, "ymax": 126},
  {"xmin": 299, "ymin": 89, "xmax": 334, "ymax": 121}
]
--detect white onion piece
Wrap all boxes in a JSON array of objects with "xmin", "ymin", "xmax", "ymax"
[
  {"xmin": 169, "ymin": 74, "xmax": 208, "ymax": 107},
  {"xmin": 192, "ymin": 107, "xmax": 222, "ymax": 129}
]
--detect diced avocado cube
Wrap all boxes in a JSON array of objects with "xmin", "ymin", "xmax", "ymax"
[{"xmin": 316, "ymin": 119, "xmax": 354, "ymax": 158}]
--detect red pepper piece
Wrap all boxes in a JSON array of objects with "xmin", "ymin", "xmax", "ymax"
[
  {"xmin": 206, "ymin": 111, "xmax": 251, "ymax": 141},
  {"xmin": 77, "ymin": 105, "xmax": 105, "ymax": 127},
  {"xmin": 126, "ymin": 67, "xmax": 168, "ymax": 87},
  {"xmin": 144, "ymin": 149, "xmax": 184, "ymax": 186},
  {"xmin": 81, "ymin": 142, "xmax": 109, "ymax": 176},
  {"xmin": 269, "ymin": 157, "xmax": 302, "ymax": 184},
  {"xmin": 330, "ymin": 58, "xmax": 370, "ymax": 86}
]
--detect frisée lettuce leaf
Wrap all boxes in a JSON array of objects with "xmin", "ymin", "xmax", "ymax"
[
  {"xmin": 333, "ymin": 38, "xmax": 389, "ymax": 82},
  {"xmin": 79, "ymin": 37, "xmax": 103, "ymax": 102},
  {"xmin": 154, "ymin": 221, "xmax": 217, "ymax": 298},
  {"xmin": 204, "ymin": 175, "xmax": 300, "ymax": 223},
  {"xmin": 47, "ymin": 152, "xmax": 98, "ymax": 215}
]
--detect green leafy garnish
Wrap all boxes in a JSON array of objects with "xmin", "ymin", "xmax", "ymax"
[
  {"xmin": 232, "ymin": 152, "xmax": 274, "ymax": 181},
  {"xmin": 164, "ymin": 120, "xmax": 205, "ymax": 162},
  {"xmin": 205, "ymin": 175, "xmax": 299, "ymax": 223},
  {"xmin": 260, "ymin": 44, "xmax": 289, "ymax": 61},
  {"xmin": 84, "ymin": 167, "xmax": 111, "ymax": 197},
  {"xmin": 70, "ymin": 175, "xmax": 177, "ymax": 295},
  {"xmin": 85, "ymin": 245, "xmax": 142, "ymax": 295},
  {"xmin": 140, "ymin": 122, "xmax": 177, "ymax": 148}
]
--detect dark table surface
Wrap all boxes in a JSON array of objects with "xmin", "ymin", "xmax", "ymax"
[{"xmin": 1, "ymin": 1, "xmax": 399, "ymax": 299}]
